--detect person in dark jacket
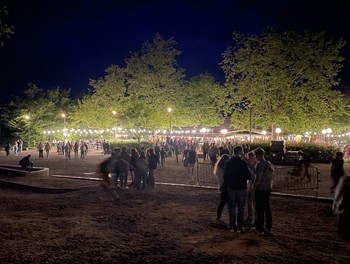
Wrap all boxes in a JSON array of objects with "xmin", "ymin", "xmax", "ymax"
[
  {"xmin": 222, "ymin": 146, "xmax": 251, "ymax": 232},
  {"xmin": 19, "ymin": 154, "xmax": 33, "ymax": 168}
]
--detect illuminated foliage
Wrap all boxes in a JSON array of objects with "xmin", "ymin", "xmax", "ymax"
[
  {"xmin": 73, "ymin": 33, "xmax": 186, "ymax": 134},
  {"xmin": 1, "ymin": 84, "xmax": 73, "ymax": 145},
  {"xmin": 221, "ymin": 29, "xmax": 349, "ymax": 134}
]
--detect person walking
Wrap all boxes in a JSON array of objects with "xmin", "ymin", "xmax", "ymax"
[
  {"xmin": 222, "ymin": 146, "xmax": 251, "ymax": 232},
  {"xmin": 253, "ymin": 147, "xmax": 275, "ymax": 235}
]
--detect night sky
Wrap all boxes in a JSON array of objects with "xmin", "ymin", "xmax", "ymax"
[{"xmin": 0, "ymin": 0, "xmax": 349, "ymax": 103}]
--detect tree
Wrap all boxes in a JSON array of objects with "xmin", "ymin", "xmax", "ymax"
[
  {"xmin": 0, "ymin": 3, "xmax": 14, "ymax": 47},
  {"xmin": 0, "ymin": 84, "xmax": 73, "ymax": 146},
  {"xmin": 73, "ymin": 33, "xmax": 186, "ymax": 137},
  {"xmin": 176, "ymin": 73, "xmax": 226, "ymax": 128},
  {"xmin": 221, "ymin": 29, "xmax": 349, "ymax": 135}
]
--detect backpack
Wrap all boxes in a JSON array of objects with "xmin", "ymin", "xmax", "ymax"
[{"xmin": 149, "ymin": 155, "xmax": 158, "ymax": 170}]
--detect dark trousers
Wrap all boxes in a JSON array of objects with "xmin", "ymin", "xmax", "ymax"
[
  {"xmin": 254, "ymin": 190, "xmax": 272, "ymax": 231},
  {"xmin": 217, "ymin": 189, "xmax": 228, "ymax": 219}
]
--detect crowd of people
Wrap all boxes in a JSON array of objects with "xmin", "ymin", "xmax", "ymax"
[
  {"xmin": 99, "ymin": 145, "xmax": 159, "ymax": 200},
  {"xmin": 3, "ymin": 135, "xmax": 350, "ymax": 240}
]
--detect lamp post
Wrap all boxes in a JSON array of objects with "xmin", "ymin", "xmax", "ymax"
[
  {"xmin": 61, "ymin": 113, "xmax": 66, "ymax": 139},
  {"xmin": 25, "ymin": 115, "xmax": 30, "ymax": 149},
  {"xmin": 112, "ymin": 110, "xmax": 117, "ymax": 138},
  {"xmin": 167, "ymin": 107, "xmax": 172, "ymax": 136},
  {"xmin": 249, "ymin": 107, "xmax": 253, "ymax": 144}
]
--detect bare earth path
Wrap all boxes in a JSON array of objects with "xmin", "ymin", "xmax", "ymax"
[{"xmin": 0, "ymin": 149, "xmax": 349, "ymax": 263}]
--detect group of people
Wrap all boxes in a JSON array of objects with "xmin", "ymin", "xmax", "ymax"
[
  {"xmin": 4, "ymin": 139, "xmax": 24, "ymax": 157},
  {"xmin": 99, "ymin": 146, "xmax": 159, "ymax": 199},
  {"xmin": 214, "ymin": 146, "xmax": 274, "ymax": 235}
]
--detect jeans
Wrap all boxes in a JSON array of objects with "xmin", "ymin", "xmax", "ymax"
[
  {"xmin": 228, "ymin": 189, "xmax": 246, "ymax": 228},
  {"xmin": 148, "ymin": 169, "xmax": 155, "ymax": 188},
  {"xmin": 254, "ymin": 190, "xmax": 272, "ymax": 231},
  {"xmin": 217, "ymin": 189, "xmax": 228, "ymax": 219}
]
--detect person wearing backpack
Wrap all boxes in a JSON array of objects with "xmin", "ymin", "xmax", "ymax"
[{"xmin": 253, "ymin": 147, "xmax": 275, "ymax": 236}]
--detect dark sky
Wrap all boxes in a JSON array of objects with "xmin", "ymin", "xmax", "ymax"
[{"xmin": 0, "ymin": 0, "xmax": 349, "ymax": 103}]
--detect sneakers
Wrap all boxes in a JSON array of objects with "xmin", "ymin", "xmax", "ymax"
[
  {"xmin": 264, "ymin": 229, "xmax": 272, "ymax": 236},
  {"xmin": 228, "ymin": 226, "xmax": 246, "ymax": 233},
  {"xmin": 255, "ymin": 228, "xmax": 265, "ymax": 235},
  {"xmin": 244, "ymin": 217, "xmax": 252, "ymax": 224},
  {"xmin": 255, "ymin": 228, "xmax": 272, "ymax": 236},
  {"xmin": 235, "ymin": 227, "xmax": 246, "ymax": 233},
  {"xmin": 228, "ymin": 226, "xmax": 237, "ymax": 232}
]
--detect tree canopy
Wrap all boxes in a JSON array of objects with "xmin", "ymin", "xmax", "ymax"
[
  {"xmin": 221, "ymin": 29, "xmax": 349, "ymax": 135},
  {"xmin": 0, "ymin": 3, "xmax": 14, "ymax": 47},
  {"xmin": 1, "ymin": 84, "xmax": 72, "ymax": 146},
  {"xmin": 1, "ymin": 30, "xmax": 350, "ymax": 144}
]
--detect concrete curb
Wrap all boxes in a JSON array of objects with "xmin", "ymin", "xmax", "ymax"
[{"xmin": 0, "ymin": 179, "xmax": 86, "ymax": 193}]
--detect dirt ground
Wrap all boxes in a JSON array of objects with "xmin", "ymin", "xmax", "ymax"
[{"xmin": 0, "ymin": 149, "xmax": 349, "ymax": 263}]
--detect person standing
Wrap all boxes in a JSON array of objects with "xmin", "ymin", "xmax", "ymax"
[
  {"xmin": 148, "ymin": 148, "xmax": 158, "ymax": 189},
  {"xmin": 174, "ymin": 142, "xmax": 180, "ymax": 163},
  {"xmin": 253, "ymin": 147, "xmax": 275, "ymax": 235},
  {"xmin": 245, "ymin": 151, "xmax": 257, "ymax": 224},
  {"xmin": 45, "ymin": 142, "xmax": 51, "ymax": 159},
  {"xmin": 208, "ymin": 143, "xmax": 220, "ymax": 167},
  {"xmin": 202, "ymin": 142, "xmax": 209, "ymax": 161},
  {"xmin": 222, "ymin": 146, "xmax": 251, "ymax": 232},
  {"xmin": 135, "ymin": 151, "xmax": 148, "ymax": 190},
  {"xmin": 37, "ymin": 141, "xmax": 44, "ymax": 159},
  {"xmin": 330, "ymin": 151, "xmax": 345, "ymax": 193},
  {"xmin": 186, "ymin": 145, "xmax": 198, "ymax": 181},
  {"xmin": 333, "ymin": 174, "xmax": 350, "ymax": 240},
  {"xmin": 119, "ymin": 147, "xmax": 131, "ymax": 189},
  {"xmin": 129, "ymin": 148, "xmax": 139, "ymax": 187},
  {"xmin": 160, "ymin": 147, "xmax": 166, "ymax": 166},
  {"xmin": 74, "ymin": 141, "xmax": 79, "ymax": 159},
  {"xmin": 5, "ymin": 143, "xmax": 10, "ymax": 156},
  {"xmin": 80, "ymin": 143, "xmax": 86, "ymax": 160},
  {"xmin": 154, "ymin": 143, "xmax": 161, "ymax": 165},
  {"xmin": 213, "ymin": 153, "xmax": 230, "ymax": 224}
]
